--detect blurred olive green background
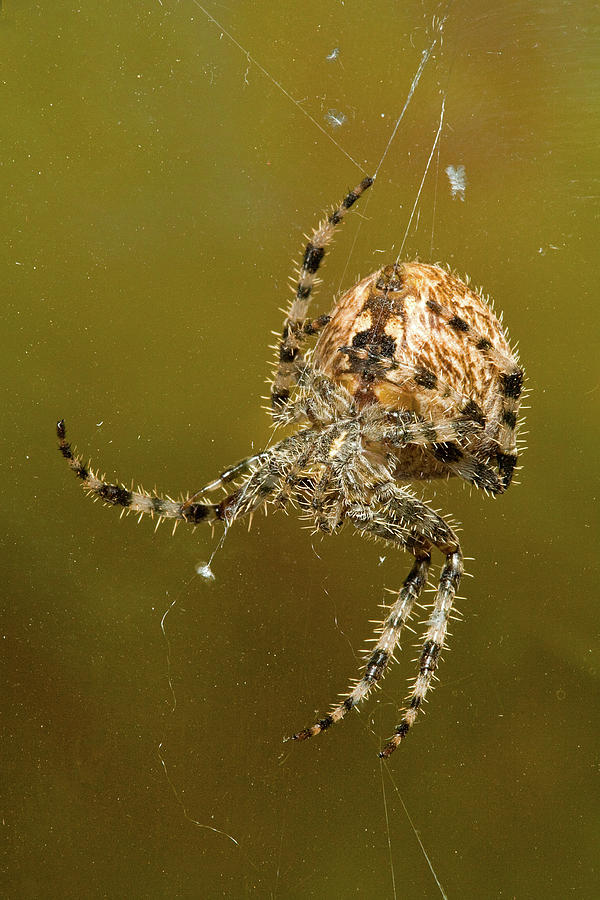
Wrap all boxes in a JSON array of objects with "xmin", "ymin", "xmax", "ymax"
[{"xmin": 3, "ymin": 1, "xmax": 598, "ymax": 897}]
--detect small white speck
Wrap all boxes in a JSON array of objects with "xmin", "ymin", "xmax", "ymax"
[
  {"xmin": 325, "ymin": 109, "xmax": 346, "ymax": 128},
  {"xmin": 196, "ymin": 562, "xmax": 215, "ymax": 581},
  {"xmin": 446, "ymin": 164, "xmax": 467, "ymax": 201},
  {"xmin": 326, "ymin": 47, "xmax": 340, "ymax": 61}
]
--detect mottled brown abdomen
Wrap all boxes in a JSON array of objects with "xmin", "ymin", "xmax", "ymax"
[{"xmin": 314, "ymin": 262, "xmax": 516, "ymax": 480}]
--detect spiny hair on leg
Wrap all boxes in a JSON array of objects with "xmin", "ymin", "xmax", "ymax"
[
  {"xmin": 58, "ymin": 420, "xmax": 224, "ymax": 526},
  {"xmin": 288, "ymin": 529, "xmax": 432, "ymax": 745}
]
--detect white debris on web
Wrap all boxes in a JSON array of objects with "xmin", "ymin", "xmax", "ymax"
[
  {"xmin": 325, "ymin": 109, "xmax": 346, "ymax": 128},
  {"xmin": 446, "ymin": 165, "xmax": 467, "ymax": 201},
  {"xmin": 195, "ymin": 562, "xmax": 216, "ymax": 581},
  {"xmin": 326, "ymin": 47, "xmax": 340, "ymax": 61}
]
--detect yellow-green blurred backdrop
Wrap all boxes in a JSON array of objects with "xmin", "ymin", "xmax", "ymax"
[{"xmin": 3, "ymin": 1, "xmax": 598, "ymax": 897}]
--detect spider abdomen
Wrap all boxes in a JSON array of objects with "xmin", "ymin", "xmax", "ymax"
[{"xmin": 314, "ymin": 262, "xmax": 521, "ymax": 481}]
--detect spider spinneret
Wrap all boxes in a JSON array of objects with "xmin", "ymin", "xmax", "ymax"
[{"xmin": 58, "ymin": 175, "xmax": 523, "ymax": 758}]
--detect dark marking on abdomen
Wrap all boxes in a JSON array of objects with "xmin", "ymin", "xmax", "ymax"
[
  {"xmin": 414, "ymin": 367, "xmax": 438, "ymax": 390},
  {"xmin": 500, "ymin": 370, "xmax": 524, "ymax": 399}
]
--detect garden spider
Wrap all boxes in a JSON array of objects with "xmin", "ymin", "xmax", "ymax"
[{"xmin": 58, "ymin": 175, "xmax": 523, "ymax": 758}]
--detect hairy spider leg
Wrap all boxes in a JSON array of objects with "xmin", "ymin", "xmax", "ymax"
[
  {"xmin": 58, "ymin": 421, "xmax": 312, "ymax": 527},
  {"xmin": 341, "ymin": 348, "xmax": 508, "ymax": 494},
  {"xmin": 57, "ymin": 420, "xmax": 222, "ymax": 525},
  {"xmin": 181, "ymin": 451, "xmax": 271, "ymax": 510},
  {"xmin": 271, "ymin": 176, "xmax": 373, "ymax": 410},
  {"xmin": 272, "ymin": 369, "xmax": 356, "ymax": 428},
  {"xmin": 381, "ymin": 411, "xmax": 505, "ymax": 493},
  {"xmin": 271, "ymin": 421, "xmax": 347, "ymax": 514},
  {"xmin": 380, "ymin": 549, "xmax": 463, "ymax": 758},
  {"xmin": 271, "ymin": 442, "xmax": 318, "ymax": 508},
  {"xmin": 308, "ymin": 423, "xmax": 362, "ymax": 533},
  {"xmin": 274, "ymin": 363, "xmax": 500, "ymax": 493},
  {"xmin": 350, "ymin": 484, "xmax": 463, "ymax": 759},
  {"xmin": 216, "ymin": 430, "xmax": 320, "ymax": 521},
  {"xmin": 186, "ymin": 356, "xmax": 359, "ymax": 510},
  {"xmin": 291, "ymin": 483, "xmax": 461, "ymax": 754},
  {"xmin": 289, "ymin": 551, "xmax": 430, "ymax": 743},
  {"xmin": 380, "ymin": 415, "xmax": 505, "ymax": 494}
]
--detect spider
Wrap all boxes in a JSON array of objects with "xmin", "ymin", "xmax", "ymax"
[{"xmin": 57, "ymin": 175, "xmax": 523, "ymax": 758}]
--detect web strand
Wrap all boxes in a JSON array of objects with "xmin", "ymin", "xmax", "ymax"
[
  {"xmin": 188, "ymin": 0, "xmax": 365, "ymax": 172},
  {"xmin": 337, "ymin": 16, "xmax": 447, "ymax": 291},
  {"xmin": 380, "ymin": 760, "xmax": 398, "ymax": 900},
  {"xmin": 383, "ymin": 763, "xmax": 449, "ymax": 899},
  {"xmin": 397, "ymin": 95, "xmax": 446, "ymax": 261},
  {"xmin": 373, "ymin": 17, "xmax": 446, "ymax": 178}
]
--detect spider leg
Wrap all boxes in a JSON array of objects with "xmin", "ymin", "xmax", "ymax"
[
  {"xmin": 57, "ymin": 421, "xmax": 314, "ymax": 528},
  {"xmin": 290, "ymin": 477, "xmax": 461, "ymax": 751},
  {"xmin": 57, "ymin": 420, "xmax": 221, "ymax": 525},
  {"xmin": 310, "ymin": 464, "xmax": 344, "ymax": 534},
  {"xmin": 380, "ymin": 413, "xmax": 505, "ymax": 494},
  {"xmin": 272, "ymin": 369, "xmax": 355, "ymax": 428},
  {"xmin": 364, "ymin": 488, "xmax": 463, "ymax": 758},
  {"xmin": 273, "ymin": 418, "xmax": 360, "ymax": 522},
  {"xmin": 270, "ymin": 176, "xmax": 373, "ymax": 410},
  {"xmin": 342, "ymin": 348, "xmax": 508, "ymax": 493},
  {"xmin": 379, "ymin": 547, "xmax": 463, "ymax": 758},
  {"xmin": 181, "ymin": 451, "xmax": 271, "ymax": 509},
  {"xmin": 289, "ymin": 548, "xmax": 431, "ymax": 744},
  {"xmin": 271, "ymin": 443, "xmax": 315, "ymax": 508}
]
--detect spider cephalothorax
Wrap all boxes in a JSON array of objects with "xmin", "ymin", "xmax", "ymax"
[{"xmin": 58, "ymin": 176, "xmax": 523, "ymax": 758}]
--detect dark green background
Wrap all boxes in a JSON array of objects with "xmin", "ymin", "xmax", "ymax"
[{"xmin": 3, "ymin": 1, "xmax": 598, "ymax": 897}]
